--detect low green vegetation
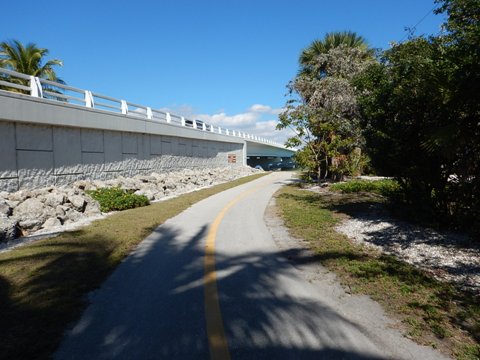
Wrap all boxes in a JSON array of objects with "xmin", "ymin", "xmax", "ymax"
[
  {"xmin": 330, "ymin": 179, "xmax": 400, "ymax": 196},
  {"xmin": 0, "ymin": 173, "xmax": 267, "ymax": 360},
  {"xmin": 87, "ymin": 187, "xmax": 149, "ymax": 212},
  {"xmin": 275, "ymin": 184, "xmax": 480, "ymax": 360}
]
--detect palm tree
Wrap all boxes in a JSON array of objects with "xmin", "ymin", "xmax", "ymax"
[
  {"xmin": 299, "ymin": 31, "xmax": 372, "ymax": 77},
  {"xmin": 0, "ymin": 39, "xmax": 64, "ymax": 94}
]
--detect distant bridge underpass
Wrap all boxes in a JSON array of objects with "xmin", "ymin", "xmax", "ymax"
[{"xmin": 245, "ymin": 141, "xmax": 296, "ymax": 169}]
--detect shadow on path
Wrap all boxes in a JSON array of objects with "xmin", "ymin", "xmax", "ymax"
[{"xmin": 54, "ymin": 222, "xmax": 390, "ymax": 359}]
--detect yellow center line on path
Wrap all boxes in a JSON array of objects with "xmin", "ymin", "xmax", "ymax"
[{"xmin": 204, "ymin": 178, "xmax": 273, "ymax": 360}]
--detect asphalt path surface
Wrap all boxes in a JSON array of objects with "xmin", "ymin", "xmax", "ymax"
[{"xmin": 55, "ymin": 172, "xmax": 448, "ymax": 359}]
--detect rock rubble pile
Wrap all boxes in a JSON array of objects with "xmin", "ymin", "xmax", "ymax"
[{"xmin": 0, "ymin": 166, "xmax": 260, "ymax": 243}]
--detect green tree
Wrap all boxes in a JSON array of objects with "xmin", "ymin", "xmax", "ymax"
[
  {"xmin": 299, "ymin": 31, "xmax": 372, "ymax": 78},
  {"xmin": 434, "ymin": 0, "xmax": 480, "ymax": 232},
  {"xmin": 278, "ymin": 32, "xmax": 374, "ymax": 181},
  {"xmin": 356, "ymin": 0, "xmax": 480, "ymax": 234},
  {"xmin": 0, "ymin": 39, "xmax": 64, "ymax": 94},
  {"xmin": 356, "ymin": 38, "xmax": 450, "ymax": 206}
]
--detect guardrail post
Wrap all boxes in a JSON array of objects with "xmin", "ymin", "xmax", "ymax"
[
  {"xmin": 146, "ymin": 107, "xmax": 153, "ymax": 120},
  {"xmin": 218, "ymin": 127, "xmax": 222, "ymax": 134},
  {"xmin": 166, "ymin": 112, "xmax": 171, "ymax": 123},
  {"xmin": 29, "ymin": 76, "xmax": 43, "ymax": 98},
  {"xmin": 192, "ymin": 120, "xmax": 197, "ymax": 129},
  {"xmin": 85, "ymin": 90, "xmax": 94, "ymax": 108},
  {"xmin": 226, "ymin": 129, "xmax": 230, "ymax": 135},
  {"xmin": 121, "ymin": 100, "xmax": 128, "ymax": 114},
  {"xmin": 181, "ymin": 116, "xmax": 185, "ymax": 126},
  {"xmin": 202, "ymin": 122, "xmax": 206, "ymax": 131},
  {"xmin": 210, "ymin": 124, "xmax": 214, "ymax": 132}
]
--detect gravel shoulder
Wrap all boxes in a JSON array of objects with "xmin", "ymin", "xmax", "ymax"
[
  {"xmin": 264, "ymin": 196, "xmax": 450, "ymax": 360},
  {"xmin": 305, "ymin": 184, "xmax": 480, "ymax": 296}
]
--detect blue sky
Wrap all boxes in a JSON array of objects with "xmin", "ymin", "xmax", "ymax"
[{"xmin": 1, "ymin": 0, "xmax": 445, "ymax": 143}]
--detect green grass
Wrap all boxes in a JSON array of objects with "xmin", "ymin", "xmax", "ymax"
[
  {"xmin": 0, "ymin": 173, "xmax": 267, "ymax": 360},
  {"xmin": 275, "ymin": 184, "xmax": 480, "ymax": 360}
]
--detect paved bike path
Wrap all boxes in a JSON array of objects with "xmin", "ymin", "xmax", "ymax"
[{"xmin": 55, "ymin": 172, "xmax": 448, "ymax": 359}]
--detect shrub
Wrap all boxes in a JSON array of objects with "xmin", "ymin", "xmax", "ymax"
[
  {"xmin": 87, "ymin": 187, "xmax": 149, "ymax": 212},
  {"xmin": 330, "ymin": 179, "xmax": 400, "ymax": 197}
]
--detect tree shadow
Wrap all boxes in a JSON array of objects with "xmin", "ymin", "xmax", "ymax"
[
  {"xmin": 277, "ymin": 186, "xmax": 479, "ymax": 341},
  {"xmin": 0, "ymin": 230, "xmax": 124, "ymax": 360},
  {"xmin": 303, "ymin": 188, "xmax": 480, "ymax": 295},
  {"xmin": 51, "ymin": 223, "xmax": 394, "ymax": 359}
]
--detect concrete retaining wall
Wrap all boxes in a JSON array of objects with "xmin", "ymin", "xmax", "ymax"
[
  {"xmin": 0, "ymin": 121, "xmax": 243, "ymax": 191},
  {"xmin": 0, "ymin": 92, "xmax": 244, "ymax": 192}
]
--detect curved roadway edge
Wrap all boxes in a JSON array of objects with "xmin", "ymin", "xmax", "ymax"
[
  {"xmin": 264, "ymin": 193, "xmax": 450, "ymax": 360},
  {"xmin": 54, "ymin": 172, "xmax": 449, "ymax": 359}
]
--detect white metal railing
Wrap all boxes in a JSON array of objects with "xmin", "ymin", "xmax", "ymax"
[{"xmin": 0, "ymin": 68, "xmax": 283, "ymax": 147}]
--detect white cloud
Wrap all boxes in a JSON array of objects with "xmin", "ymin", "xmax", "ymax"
[
  {"xmin": 250, "ymin": 120, "xmax": 297, "ymax": 145},
  {"xmin": 196, "ymin": 108, "xmax": 294, "ymax": 144},
  {"xmin": 156, "ymin": 103, "xmax": 294, "ymax": 145},
  {"xmin": 249, "ymin": 104, "xmax": 284, "ymax": 115},
  {"xmin": 249, "ymin": 104, "xmax": 271, "ymax": 113},
  {"xmin": 196, "ymin": 112, "xmax": 258, "ymax": 128}
]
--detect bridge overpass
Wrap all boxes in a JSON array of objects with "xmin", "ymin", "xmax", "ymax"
[
  {"xmin": 0, "ymin": 69, "xmax": 295, "ymax": 191},
  {"xmin": 245, "ymin": 142, "xmax": 296, "ymax": 170}
]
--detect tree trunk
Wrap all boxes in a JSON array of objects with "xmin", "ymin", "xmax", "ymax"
[{"xmin": 324, "ymin": 156, "xmax": 329, "ymax": 180}]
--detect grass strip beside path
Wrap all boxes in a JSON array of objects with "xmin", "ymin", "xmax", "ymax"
[
  {"xmin": 275, "ymin": 184, "xmax": 480, "ymax": 360},
  {"xmin": 0, "ymin": 173, "xmax": 267, "ymax": 360}
]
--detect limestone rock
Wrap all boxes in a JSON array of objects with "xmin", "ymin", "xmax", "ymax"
[
  {"xmin": 134, "ymin": 189, "xmax": 156, "ymax": 201},
  {"xmin": 0, "ymin": 199, "xmax": 12, "ymax": 217},
  {"xmin": 0, "ymin": 191, "xmax": 9, "ymax": 199},
  {"xmin": 56, "ymin": 205, "xmax": 66, "ymax": 218},
  {"xmin": 8, "ymin": 190, "xmax": 32, "ymax": 203},
  {"xmin": 135, "ymin": 175, "xmax": 156, "ymax": 183},
  {"xmin": 66, "ymin": 189, "xmax": 78, "ymax": 197},
  {"xmin": 42, "ymin": 217, "xmax": 62, "ymax": 229},
  {"xmin": 65, "ymin": 209, "xmax": 85, "ymax": 223},
  {"xmin": 73, "ymin": 180, "xmax": 88, "ymax": 190},
  {"xmin": 0, "ymin": 217, "xmax": 17, "ymax": 243},
  {"xmin": 44, "ymin": 192, "xmax": 66, "ymax": 208},
  {"xmin": 164, "ymin": 179, "xmax": 177, "ymax": 190},
  {"xmin": 68, "ymin": 195, "xmax": 86, "ymax": 212},
  {"xmin": 13, "ymin": 198, "xmax": 53, "ymax": 230},
  {"xmin": 6, "ymin": 200, "xmax": 19, "ymax": 209},
  {"xmin": 105, "ymin": 178, "xmax": 121, "ymax": 188},
  {"xmin": 31, "ymin": 188, "xmax": 52, "ymax": 198},
  {"xmin": 84, "ymin": 201, "xmax": 101, "ymax": 216},
  {"xmin": 151, "ymin": 173, "xmax": 166, "ymax": 183}
]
